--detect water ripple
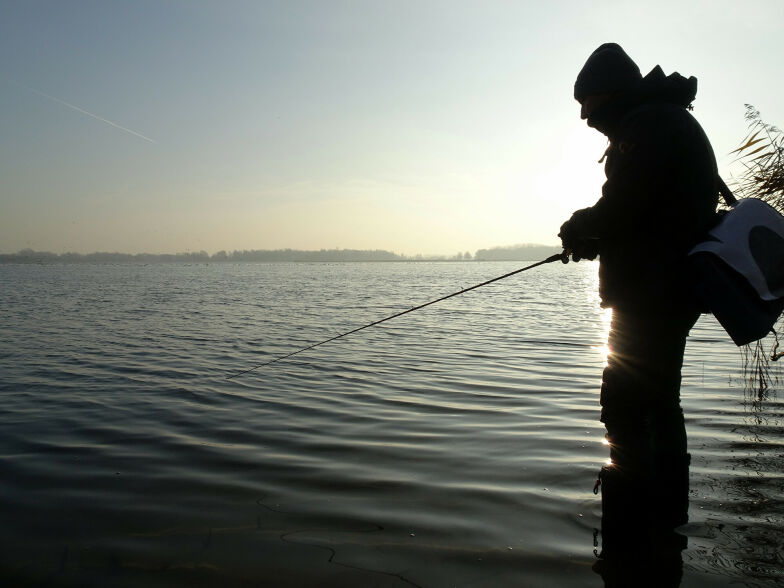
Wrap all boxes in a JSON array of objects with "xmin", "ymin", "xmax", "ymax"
[{"xmin": 1, "ymin": 261, "xmax": 782, "ymax": 586}]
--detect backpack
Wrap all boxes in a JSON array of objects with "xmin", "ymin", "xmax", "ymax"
[{"xmin": 689, "ymin": 179, "xmax": 784, "ymax": 346}]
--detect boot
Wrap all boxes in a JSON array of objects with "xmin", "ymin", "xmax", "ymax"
[
  {"xmin": 652, "ymin": 452, "xmax": 690, "ymax": 530},
  {"xmin": 594, "ymin": 465, "xmax": 686, "ymax": 587},
  {"xmin": 596, "ymin": 464, "xmax": 652, "ymax": 558}
]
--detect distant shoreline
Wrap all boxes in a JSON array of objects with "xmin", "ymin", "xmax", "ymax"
[{"xmin": 0, "ymin": 245, "xmax": 561, "ymax": 264}]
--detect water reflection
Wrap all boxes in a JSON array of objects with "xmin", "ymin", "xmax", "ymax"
[{"xmin": 687, "ymin": 393, "xmax": 784, "ymax": 586}]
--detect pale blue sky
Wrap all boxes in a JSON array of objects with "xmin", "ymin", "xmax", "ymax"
[{"xmin": 1, "ymin": 0, "xmax": 782, "ymax": 255}]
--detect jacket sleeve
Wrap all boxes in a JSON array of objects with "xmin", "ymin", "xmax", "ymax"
[{"xmin": 570, "ymin": 107, "xmax": 687, "ymax": 242}]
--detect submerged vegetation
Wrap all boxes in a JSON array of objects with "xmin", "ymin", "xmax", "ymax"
[{"xmin": 733, "ymin": 106, "xmax": 784, "ymax": 395}]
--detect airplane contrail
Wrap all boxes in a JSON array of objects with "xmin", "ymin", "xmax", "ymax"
[{"xmin": 9, "ymin": 79, "xmax": 156, "ymax": 143}]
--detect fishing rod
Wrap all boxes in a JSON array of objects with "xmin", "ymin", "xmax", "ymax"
[{"xmin": 227, "ymin": 251, "xmax": 568, "ymax": 379}]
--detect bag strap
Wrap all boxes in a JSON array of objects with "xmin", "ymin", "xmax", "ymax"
[{"xmin": 718, "ymin": 176, "xmax": 738, "ymax": 207}]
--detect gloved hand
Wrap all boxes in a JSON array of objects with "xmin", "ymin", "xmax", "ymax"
[{"xmin": 559, "ymin": 208, "xmax": 599, "ymax": 262}]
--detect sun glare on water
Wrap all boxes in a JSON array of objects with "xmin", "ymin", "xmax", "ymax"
[{"xmin": 588, "ymin": 263, "xmax": 613, "ymax": 366}]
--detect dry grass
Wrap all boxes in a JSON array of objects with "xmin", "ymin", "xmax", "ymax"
[
  {"xmin": 732, "ymin": 107, "xmax": 784, "ymax": 397},
  {"xmin": 732, "ymin": 105, "xmax": 784, "ymax": 207}
]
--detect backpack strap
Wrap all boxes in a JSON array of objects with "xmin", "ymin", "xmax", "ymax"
[{"xmin": 718, "ymin": 176, "xmax": 738, "ymax": 207}]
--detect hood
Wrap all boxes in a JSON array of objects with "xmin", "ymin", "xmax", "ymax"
[
  {"xmin": 574, "ymin": 43, "xmax": 642, "ymax": 102},
  {"xmin": 587, "ymin": 66, "xmax": 698, "ymax": 137}
]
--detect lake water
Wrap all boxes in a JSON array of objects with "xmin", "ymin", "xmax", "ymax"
[{"xmin": 1, "ymin": 261, "xmax": 782, "ymax": 587}]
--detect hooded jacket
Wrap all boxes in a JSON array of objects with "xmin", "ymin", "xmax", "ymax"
[{"xmin": 565, "ymin": 66, "xmax": 720, "ymax": 312}]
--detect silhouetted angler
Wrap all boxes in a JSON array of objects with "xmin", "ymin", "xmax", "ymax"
[{"xmin": 559, "ymin": 43, "xmax": 719, "ymax": 559}]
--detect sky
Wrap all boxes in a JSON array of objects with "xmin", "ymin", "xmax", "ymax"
[{"xmin": 1, "ymin": 0, "xmax": 782, "ymax": 256}]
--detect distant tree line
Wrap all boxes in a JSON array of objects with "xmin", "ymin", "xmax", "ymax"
[
  {"xmin": 216, "ymin": 248, "xmax": 404, "ymax": 262},
  {"xmin": 474, "ymin": 244, "xmax": 562, "ymax": 261},
  {"xmin": 0, "ymin": 245, "xmax": 560, "ymax": 264},
  {"xmin": 0, "ymin": 249, "xmax": 214, "ymax": 264}
]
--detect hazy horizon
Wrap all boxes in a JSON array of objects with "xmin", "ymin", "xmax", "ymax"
[
  {"xmin": 2, "ymin": 1, "xmax": 783, "ymax": 255},
  {"xmin": 0, "ymin": 241, "xmax": 562, "ymax": 261}
]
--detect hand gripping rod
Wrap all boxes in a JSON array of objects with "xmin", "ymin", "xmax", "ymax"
[{"xmin": 227, "ymin": 252, "xmax": 568, "ymax": 379}]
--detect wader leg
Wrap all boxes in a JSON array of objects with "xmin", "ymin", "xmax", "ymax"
[
  {"xmin": 597, "ymin": 310, "xmax": 697, "ymax": 542},
  {"xmin": 650, "ymin": 404, "xmax": 691, "ymax": 529}
]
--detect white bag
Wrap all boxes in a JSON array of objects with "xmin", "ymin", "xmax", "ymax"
[{"xmin": 690, "ymin": 197, "xmax": 784, "ymax": 346}]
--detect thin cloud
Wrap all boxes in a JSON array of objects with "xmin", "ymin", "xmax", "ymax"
[{"xmin": 9, "ymin": 79, "xmax": 156, "ymax": 143}]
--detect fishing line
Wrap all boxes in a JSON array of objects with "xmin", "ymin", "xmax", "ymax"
[{"xmin": 227, "ymin": 252, "xmax": 567, "ymax": 379}]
